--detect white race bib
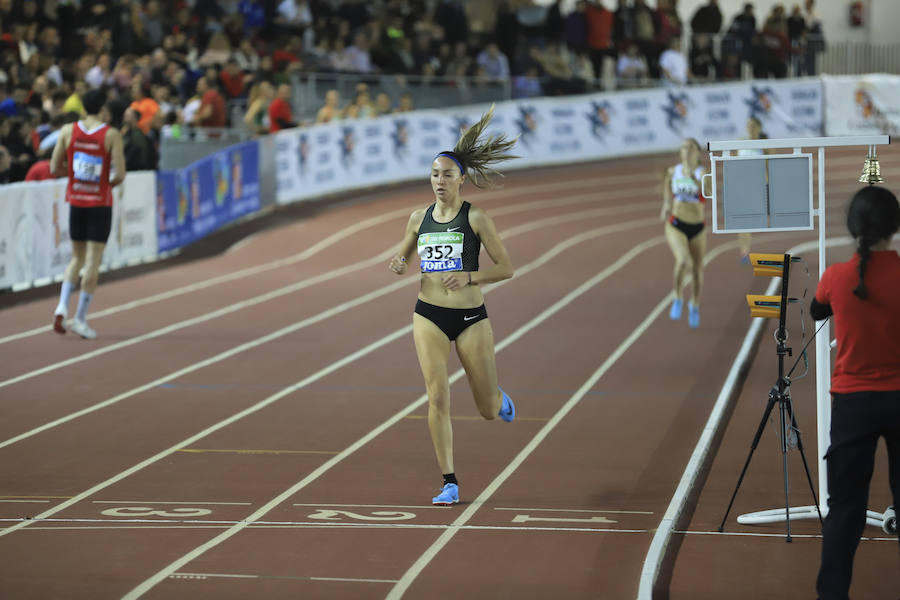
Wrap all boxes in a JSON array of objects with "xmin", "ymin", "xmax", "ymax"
[
  {"xmin": 73, "ymin": 152, "xmax": 103, "ymax": 183},
  {"xmin": 418, "ymin": 231, "xmax": 464, "ymax": 272}
]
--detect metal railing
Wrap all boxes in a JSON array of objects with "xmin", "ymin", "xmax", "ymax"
[
  {"xmin": 820, "ymin": 42, "xmax": 900, "ymax": 75},
  {"xmin": 289, "ymin": 72, "xmax": 512, "ymax": 123},
  {"xmin": 159, "ymin": 127, "xmax": 254, "ymax": 170}
]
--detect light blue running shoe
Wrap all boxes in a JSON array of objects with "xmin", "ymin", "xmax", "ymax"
[
  {"xmin": 432, "ymin": 483, "xmax": 459, "ymax": 506},
  {"xmin": 669, "ymin": 298, "xmax": 683, "ymax": 320},
  {"xmin": 498, "ymin": 386, "xmax": 515, "ymax": 422},
  {"xmin": 688, "ymin": 303, "xmax": 700, "ymax": 328}
]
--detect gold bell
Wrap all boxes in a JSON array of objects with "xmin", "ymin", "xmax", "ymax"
[{"xmin": 859, "ymin": 146, "xmax": 884, "ymax": 184}]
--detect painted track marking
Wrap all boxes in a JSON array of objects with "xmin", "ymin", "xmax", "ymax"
[
  {"xmin": 176, "ymin": 449, "xmax": 340, "ymax": 455},
  {"xmin": 493, "ymin": 507, "xmax": 653, "ymax": 514},
  {"xmin": 91, "ymin": 500, "xmax": 252, "ymax": 505},
  {"xmin": 0, "ymin": 517, "xmax": 649, "ymax": 534},
  {"xmin": 170, "ymin": 572, "xmax": 400, "ymax": 584}
]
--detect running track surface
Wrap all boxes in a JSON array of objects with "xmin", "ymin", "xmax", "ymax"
[{"xmin": 1, "ymin": 148, "xmax": 897, "ymax": 600}]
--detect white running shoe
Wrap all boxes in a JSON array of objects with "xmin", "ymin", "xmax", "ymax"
[
  {"xmin": 52, "ymin": 307, "xmax": 67, "ymax": 335},
  {"xmin": 69, "ymin": 319, "xmax": 97, "ymax": 339}
]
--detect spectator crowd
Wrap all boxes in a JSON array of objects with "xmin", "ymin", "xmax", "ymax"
[{"xmin": 0, "ymin": 0, "xmax": 826, "ymax": 183}]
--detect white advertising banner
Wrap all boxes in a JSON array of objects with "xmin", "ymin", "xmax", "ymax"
[
  {"xmin": 823, "ymin": 74, "xmax": 900, "ymax": 136},
  {"xmin": 104, "ymin": 171, "xmax": 159, "ymax": 268},
  {"xmin": 0, "ymin": 171, "xmax": 159, "ymax": 290},
  {"xmin": 274, "ymin": 79, "xmax": 823, "ymax": 205},
  {"xmin": 0, "ymin": 183, "xmax": 34, "ymax": 289}
]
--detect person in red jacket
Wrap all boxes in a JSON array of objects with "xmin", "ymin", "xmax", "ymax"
[
  {"xmin": 585, "ymin": 0, "xmax": 614, "ymax": 78},
  {"xmin": 812, "ymin": 186, "xmax": 900, "ymax": 600},
  {"xmin": 24, "ymin": 159, "xmax": 54, "ymax": 181},
  {"xmin": 49, "ymin": 89, "xmax": 126, "ymax": 339},
  {"xmin": 268, "ymin": 83, "xmax": 297, "ymax": 132},
  {"xmin": 192, "ymin": 76, "xmax": 227, "ymax": 128}
]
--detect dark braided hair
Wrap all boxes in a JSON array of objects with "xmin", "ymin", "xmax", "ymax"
[
  {"xmin": 440, "ymin": 104, "xmax": 519, "ymax": 189},
  {"xmin": 846, "ymin": 186, "xmax": 900, "ymax": 299}
]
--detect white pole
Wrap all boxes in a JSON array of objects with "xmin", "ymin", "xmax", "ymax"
[{"xmin": 815, "ymin": 145, "xmax": 831, "ymax": 514}]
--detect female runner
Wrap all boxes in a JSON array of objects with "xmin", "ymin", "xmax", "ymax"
[
  {"xmin": 660, "ymin": 138, "xmax": 708, "ymax": 328},
  {"xmin": 389, "ymin": 106, "xmax": 517, "ymax": 505}
]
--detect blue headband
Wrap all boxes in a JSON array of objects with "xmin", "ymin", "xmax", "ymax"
[{"xmin": 435, "ymin": 152, "xmax": 466, "ymax": 175}]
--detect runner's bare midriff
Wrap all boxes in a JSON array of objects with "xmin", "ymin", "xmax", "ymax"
[{"xmin": 418, "ymin": 272, "xmax": 485, "ymax": 309}]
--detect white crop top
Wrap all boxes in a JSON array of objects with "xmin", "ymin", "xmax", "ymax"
[{"xmin": 671, "ymin": 163, "xmax": 704, "ymax": 204}]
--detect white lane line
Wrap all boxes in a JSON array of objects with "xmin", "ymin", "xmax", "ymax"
[
  {"xmin": 0, "ymin": 215, "xmax": 658, "ymax": 450},
  {"xmin": 119, "ymin": 235, "xmax": 667, "ymax": 599},
  {"xmin": 171, "ymin": 572, "xmax": 399, "ymax": 584},
  {"xmin": 0, "ymin": 500, "xmax": 50, "ymax": 503},
  {"xmin": 16, "ymin": 524, "xmax": 650, "ymax": 534},
  {"xmin": 0, "ymin": 201, "xmax": 654, "ymax": 392},
  {"xmin": 493, "ymin": 507, "xmax": 653, "ymax": 514},
  {"xmin": 674, "ymin": 530, "xmax": 896, "ymax": 541},
  {"xmin": 0, "ymin": 174, "xmax": 622, "ymax": 346},
  {"xmin": 384, "ymin": 237, "xmax": 743, "ymax": 599},
  {"xmin": 173, "ymin": 573, "xmax": 255, "ymax": 579},
  {"xmin": 92, "ymin": 501, "xmax": 252, "ymax": 505},
  {"xmin": 636, "ymin": 234, "xmax": 855, "ymax": 600},
  {"xmin": 1, "ymin": 517, "xmax": 646, "ymax": 534},
  {"xmin": 291, "ymin": 504, "xmax": 449, "ymax": 510}
]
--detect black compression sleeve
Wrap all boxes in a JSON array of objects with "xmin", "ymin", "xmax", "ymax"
[{"xmin": 810, "ymin": 298, "xmax": 832, "ymax": 321}]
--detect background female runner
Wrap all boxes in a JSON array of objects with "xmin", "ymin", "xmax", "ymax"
[
  {"xmin": 660, "ymin": 138, "xmax": 708, "ymax": 329},
  {"xmin": 388, "ymin": 106, "xmax": 517, "ymax": 506},
  {"xmin": 812, "ymin": 186, "xmax": 900, "ymax": 599}
]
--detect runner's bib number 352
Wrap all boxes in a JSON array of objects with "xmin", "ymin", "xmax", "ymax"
[
  {"xmin": 72, "ymin": 152, "xmax": 103, "ymax": 182},
  {"xmin": 418, "ymin": 232, "xmax": 464, "ymax": 272}
]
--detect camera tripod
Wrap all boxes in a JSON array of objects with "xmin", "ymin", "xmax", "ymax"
[{"xmin": 718, "ymin": 254, "xmax": 823, "ymax": 541}]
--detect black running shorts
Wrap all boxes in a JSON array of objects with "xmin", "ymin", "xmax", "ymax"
[{"xmin": 69, "ymin": 205, "xmax": 113, "ymax": 243}]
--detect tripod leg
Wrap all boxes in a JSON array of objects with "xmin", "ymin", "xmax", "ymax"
[
  {"xmin": 785, "ymin": 398, "xmax": 824, "ymax": 525},
  {"xmin": 779, "ymin": 398, "xmax": 792, "ymax": 542},
  {"xmin": 718, "ymin": 392, "xmax": 778, "ymax": 532}
]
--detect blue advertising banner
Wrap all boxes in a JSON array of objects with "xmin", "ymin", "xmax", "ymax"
[{"xmin": 157, "ymin": 141, "xmax": 260, "ymax": 253}]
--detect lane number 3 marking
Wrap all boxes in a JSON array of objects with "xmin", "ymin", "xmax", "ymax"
[{"xmin": 100, "ymin": 507, "xmax": 213, "ymax": 518}]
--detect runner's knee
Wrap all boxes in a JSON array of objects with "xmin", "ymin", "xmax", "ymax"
[
  {"xmin": 474, "ymin": 389, "xmax": 500, "ymax": 420},
  {"xmin": 426, "ymin": 384, "xmax": 450, "ymax": 413}
]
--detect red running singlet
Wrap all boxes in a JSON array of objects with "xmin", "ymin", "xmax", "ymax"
[{"xmin": 66, "ymin": 121, "xmax": 113, "ymax": 208}]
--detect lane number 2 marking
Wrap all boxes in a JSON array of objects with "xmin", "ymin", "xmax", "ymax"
[{"xmin": 307, "ymin": 509, "xmax": 416, "ymax": 521}]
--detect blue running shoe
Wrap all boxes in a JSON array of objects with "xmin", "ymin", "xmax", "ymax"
[
  {"xmin": 498, "ymin": 386, "xmax": 515, "ymax": 422},
  {"xmin": 688, "ymin": 303, "xmax": 700, "ymax": 328},
  {"xmin": 669, "ymin": 298, "xmax": 683, "ymax": 320},
  {"xmin": 432, "ymin": 483, "xmax": 459, "ymax": 506}
]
